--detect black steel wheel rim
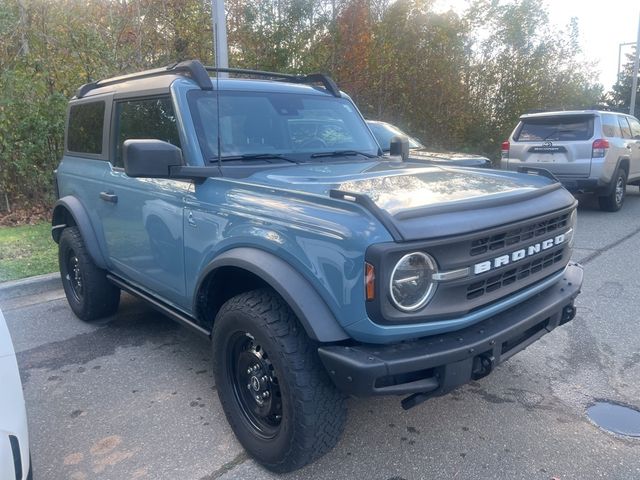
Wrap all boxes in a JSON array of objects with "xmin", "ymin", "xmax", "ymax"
[
  {"xmin": 65, "ymin": 249, "xmax": 83, "ymax": 303},
  {"xmin": 227, "ymin": 332, "xmax": 282, "ymax": 439}
]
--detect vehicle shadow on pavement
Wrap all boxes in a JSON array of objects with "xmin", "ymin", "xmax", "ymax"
[
  {"xmin": 12, "ymin": 294, "xmax": 247, "ymax": 480},
  {"xmin": 574, "ymin": 185, "xmax": 640, "ymax": 212},
  {"xmin": 15, "ymin": 294, "xmax": 209, "ymax": 383}
]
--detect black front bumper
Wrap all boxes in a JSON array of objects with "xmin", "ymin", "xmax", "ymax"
[{"xmin": 318, "ymin": 263, "xmax": 583, "ymax": 402}]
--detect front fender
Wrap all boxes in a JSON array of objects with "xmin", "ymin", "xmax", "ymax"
[
  {"xmin": 51, "ymin": 196, "xmax": 107, "ymax": 269},
  {"xmin": 194, "ymin": 248, "xmax": 350, "ymax": 343}
]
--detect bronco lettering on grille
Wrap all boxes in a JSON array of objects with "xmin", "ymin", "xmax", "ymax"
[{"xmin": 473, "ymin": 233, "xmax": 566, "ymax": 275}]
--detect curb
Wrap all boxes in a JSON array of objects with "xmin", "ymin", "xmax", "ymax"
[{"xmin": 0, "ymin": 272, "xmax": 62, "ymax": 301}]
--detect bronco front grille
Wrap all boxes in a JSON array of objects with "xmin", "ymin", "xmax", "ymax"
[
  {"xmin": 365, "ymin": 206, "xmax": 575, "ymax": 326},
  {"xmin": 466, "ymin": 249, "xmax": 564, "ymax": 300},
  {"xmin": 469, "ymin": 213, "xmax": 570, "ymax": 257}
]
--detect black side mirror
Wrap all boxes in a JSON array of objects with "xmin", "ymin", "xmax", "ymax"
[
  {"xmin": 123, "ymin": 139, "xmax": 183, "ymax": 178},
  {"xmin": 389, "ymin": 135, "xmax": 410, "ymax": 161}
]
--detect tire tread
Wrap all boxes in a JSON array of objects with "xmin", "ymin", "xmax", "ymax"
[
  {"xmin": 214, "ymin": 289, "xmax": 346, "ymax": 472},
  {"xmin": 59, "ymin": 227, "xmax": 120, "ymax": 321}
]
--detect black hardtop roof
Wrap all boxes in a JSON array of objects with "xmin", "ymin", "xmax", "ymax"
[{"xmin": 74, "ymin": 60, "xmax": 340, "ymax": 100}]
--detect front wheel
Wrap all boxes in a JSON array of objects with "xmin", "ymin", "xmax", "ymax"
[
  {"xmin": 212, "ymin": 289, "xmax": 346, "ymax": 473},
  {"xmin": 599, "ymin": 168, "xmax": 627, "ymax": 212}
]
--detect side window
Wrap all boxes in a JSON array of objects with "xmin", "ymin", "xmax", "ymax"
[
  {"xmin": 618, "ymin": 116, "xmax": 632, "ymax": 139},
  {"xmin": 601, "ymin": 114, "xmax": 621, "ymax": 138},
  {"xmin": 67, "ymin": 101, "xmax": 105, "ymax": 155},
  {"xmin": 628, "ymin": 117, "xmax": 640, "ymax": 139},
  {"xmin": 115, "ymin": 97, "xmax": 181, "ymax": 167}
]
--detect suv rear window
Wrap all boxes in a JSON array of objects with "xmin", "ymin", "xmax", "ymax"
[
  {"xmin": 515, "ymin": 115, "xmax": 594, "ymax": 142},
  {"xmin": 67, "ymin": 101, "xmax": 105, "ymax": 154}
]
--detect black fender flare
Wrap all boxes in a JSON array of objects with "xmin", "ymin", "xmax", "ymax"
[
  {"xmin": 51, "ymin": 196, "xmax": 108, "ymax": 269},
  {"xmin": 194, "ymin": 248, "xmax": 350, "ymax": 343},
  {"xmin": 602, "ymin": 157, "xmax": 631, "ymax": 195}
]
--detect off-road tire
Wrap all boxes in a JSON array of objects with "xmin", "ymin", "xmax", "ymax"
[
  {"xmin": 58, "ymin": 227, "xmax": 120, "ymax": 321},
  {"xmin": 212, "ymin": 288, "xmax": 347, "ymax": 473},
  {"xmin": 599, "ymin": 168, "xmax": 627, "ymax": 212}
]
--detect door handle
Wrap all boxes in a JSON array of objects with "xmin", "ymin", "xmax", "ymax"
[
  {"xmin": 99, "ymin": 191, "xmax": 118, "ymax": 203},
  {"xmin": 187, "ymin": 210, "xmax": 197, "ymax": 227}
]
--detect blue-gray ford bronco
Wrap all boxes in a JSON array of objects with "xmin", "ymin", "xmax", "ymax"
[{"xmin": 52, "ymin": 60, "xmax": 583, "ymax": 472}]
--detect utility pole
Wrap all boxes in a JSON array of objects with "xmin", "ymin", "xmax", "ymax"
[
  {"xmin": 631, "ymin": 12, "xmax": 640, "ymax": 116},
  {"xmin": 211, "ymin": 0, "xmax": 228, "ymax": 74},
  {"xmin": 617, "ymin": 42, "xmax": 635, "ymax": 83}
]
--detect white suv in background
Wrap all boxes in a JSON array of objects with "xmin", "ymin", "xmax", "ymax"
[
  {"xmin": 501, "ymin": 110, "xmax": 640, "ymax": 211},
  {"xmin": 0, "ymin": 307, "xmax": 32, "ymax": 479}
]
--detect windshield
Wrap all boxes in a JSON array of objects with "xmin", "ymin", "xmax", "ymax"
[
  {"xmin": 367, "ymin": 122, "xmax": 423, "ymax": 150},
  {"xmin": 188, "ymin": 90, "xmax": 380, "ymax": 162}
]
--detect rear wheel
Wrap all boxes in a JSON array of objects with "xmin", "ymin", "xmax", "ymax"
[
  {"xmin": 58, "ymin": 227, "xmax": 120, "ymax": 321},
  {"xmin": 599, "ymin": 168, "xmax": 627, "ymax": 212},
  {"xmin": 212, "ymin": 289, "xmax": 346, "ymax": 473}
]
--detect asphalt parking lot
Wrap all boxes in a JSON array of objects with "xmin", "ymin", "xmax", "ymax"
[{"xmin": 2, "ymin": 190, "xmax": 640, "ymax": 480}]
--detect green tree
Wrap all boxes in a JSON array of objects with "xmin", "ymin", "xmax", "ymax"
[
  {"xmin": 605, "ymin": 49, "xmax": 640, "ymax": 114},
  {"xmin": 0, "ymin": 0, "xmax": 607, "ymax": 210}
]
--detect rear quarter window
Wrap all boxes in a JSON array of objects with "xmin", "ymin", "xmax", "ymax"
[
  {"xmin": 601, "ymin": 114, "xmax": 622, "ymax": 138},
  {"xmin": 515, "ymin": 115, "xmax": 594, "ymax": 142},
  {"xmin": 618, "ymin": 117, "xmax": 632, "ymax": 139},
  {"xmin": 628, "ymin": 117, "xmax": 640, "ymax": 139},
  {"xmin": 67, "ymin": 101, "xmax": 106, "ymax": 154}
]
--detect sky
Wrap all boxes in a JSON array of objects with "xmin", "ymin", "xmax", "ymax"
[{"xmin": 433, "ymin": 0, "xmax": 640, "ymax": 91}]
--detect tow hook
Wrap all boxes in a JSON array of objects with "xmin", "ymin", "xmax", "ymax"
[
  {"xmin": 401, "ymin": 391, "xmax": 435, "ymax": 410},
  {"xmin": 471, "ymin": 353, "xmax": 495, "ymax": 380},
  {"xmin": 560, "ymin": 305, "xmax": 576, "ymax": 325}
]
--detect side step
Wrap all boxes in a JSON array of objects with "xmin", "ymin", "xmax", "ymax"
[{"xmin": 106, "ymin": 274, "xmax": 210, "ymax": 338}]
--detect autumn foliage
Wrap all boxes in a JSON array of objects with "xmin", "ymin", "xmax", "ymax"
[{"xmin": 0, "ymin": 0, "xmax": 604, "ymax": 211}]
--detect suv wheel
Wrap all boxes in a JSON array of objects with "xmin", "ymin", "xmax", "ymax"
[
  {"xmin": 212, "ymin": 289, "xmax": 346, "ymax": 473},
  {"xmin": 599, "ymin": 168, "xmax": 627, "ymax": 212},
  {"xmin": 58, "ymin": 227, "xmax": 120, "ymax": 321}
]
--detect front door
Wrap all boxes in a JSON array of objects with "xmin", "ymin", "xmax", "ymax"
[{"xmin": 99, "ymin": 96, "xmax": 189, "ymax": 309}]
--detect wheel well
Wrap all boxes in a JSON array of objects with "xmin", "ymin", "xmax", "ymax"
[
  {"xmin": 51, "ymin": 205, "xmax": 77, "ymax": 243},
  {"xmin": 195, "ymin": 266, "xmax": 270, "ymax": 332},
  {"xmin": 618, "ymin": 158, "xmax": 630, "ymax": 175}
]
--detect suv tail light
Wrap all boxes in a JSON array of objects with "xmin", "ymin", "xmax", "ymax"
[
  {"xmin": 592, "ymin": 139, "xmax": 609, "ymax": 158},
  {"xmin": 501, "ymin": 140, "xmax": 510, "ymax": 159}
]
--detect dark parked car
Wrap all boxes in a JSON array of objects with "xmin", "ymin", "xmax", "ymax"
[{"xmin": 367, "ymin": 120, "xmax": 492, "ymax": 168}]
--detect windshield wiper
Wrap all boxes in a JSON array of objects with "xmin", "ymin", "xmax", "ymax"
[
  {"xmin": 216, "ymin": 153, "xmax": 302, "ymax": 164},
  {"xmin": 310, "ymin": 150, "xmax": 377, "ymax": 159}
]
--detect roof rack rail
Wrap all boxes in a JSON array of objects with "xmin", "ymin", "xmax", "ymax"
[
  {"xmin": 523, "ymin": 105, "xmax": 614, "ymax": 115},
  {"xmin": 204, "ymin": 67, "xmax": 341, "ymax": 97},
  {"xmin": 76, "ymin": 60, "xmax": 341, "ymax": 99},
  {"xmin": 75, "ymin": 60, "xmax": 341, "ymax": 99},
  {"xmin": 75, "ymin": 60, "xmax": 213, "ymax": 99}
]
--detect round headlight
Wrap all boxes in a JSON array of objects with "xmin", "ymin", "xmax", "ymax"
[{"xmin": 389, "ymin": 252, "xmax": 437, "ymax": 312}]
